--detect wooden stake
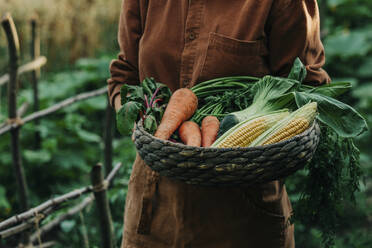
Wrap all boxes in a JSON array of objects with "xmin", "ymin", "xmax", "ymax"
[
  {"xmin": 1, "ymin": 13, "xmax": 29, "ymax": 212},
  {"xmin": 30, "ymin": 16, "xmax": 41, "ymax": 149},
  {"xmin": 91, "ymin": 163, "xmax": 115, "ymax": 248},
  {"xmin": 104, "ymin": 96, "xmax": 114, "ymax": 176}
]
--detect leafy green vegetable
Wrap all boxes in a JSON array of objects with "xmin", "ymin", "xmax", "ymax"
[
  {"xmin": 190, "ymin": 76, "xmax": 257, "ymax": 123},
  {"xmin": 294, "ymin": 92, "xmax": 368, "ymax": 137},
  {"xmin": 288, "ymin": 57, "xmax": 307, "ymax": 82},
  {"xmin": 307, "ymin": 82, "xmax": 352, "ymax": 98},
  {"xmin": 117, "ymin": 78, "xmax": 172, "ymax": 135},
  {"xmin": 294, "ymin": 125, "xmax": 362, "ymax": 247},
  {"xmin": 116, "ymin": 101, "xmax": 142, "ymax": 136},
  {"xmin": 218, "ymin": 76, "xmax": 300, "ymax": 135}
]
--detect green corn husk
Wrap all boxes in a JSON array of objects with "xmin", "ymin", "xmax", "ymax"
[{"xmin": 249, "ymin": 102, "xmax": 318, "ymax": 147}]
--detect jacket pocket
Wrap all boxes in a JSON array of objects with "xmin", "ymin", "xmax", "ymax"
[{"xmin": 198, "ymin": 32, "xmax": 269, "ymax": 82}]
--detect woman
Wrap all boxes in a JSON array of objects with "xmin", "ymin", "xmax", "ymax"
[{"xmin": 108, "ymin": 1, "xmax": 330, "ymax": 247}]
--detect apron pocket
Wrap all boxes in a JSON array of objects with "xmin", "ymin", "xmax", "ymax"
[{"xmin": 198, "ymin": 32, "xmax": 269, "ymax": 82}]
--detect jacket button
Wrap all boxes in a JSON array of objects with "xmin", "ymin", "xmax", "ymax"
[{"xmin": 189, "ymin": 32, "xmax": 196, "ymax": 41}]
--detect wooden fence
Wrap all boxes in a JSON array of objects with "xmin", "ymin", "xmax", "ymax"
[{"xmin": 0, "ymin": 13, "xmax": 119, "ymax": 248}]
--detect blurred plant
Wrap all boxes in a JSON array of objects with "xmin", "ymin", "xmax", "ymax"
[
  {"xmin": 285, "ymin": 1, "xmax": 372, "ymax": 247},
  {"xmin": 0, "ymin": 56, "xmax": 136, "ymax": 247},
  {"xmin": 0, "ymin": 0, "xmax": 122, "ymax": 71}
]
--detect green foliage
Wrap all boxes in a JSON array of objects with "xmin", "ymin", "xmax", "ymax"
[
  {"xmin": 118, "ymin": 78, "xmax": 172, "ymax": 135},
  {"xmin": 293, "ymin": 125, "xmax": 362, "ymax": 247},
  {"xmin": 285, "ymin": 1, "xmax": 372, "ymax": 247},
  {"xmin": 0, "ymin": 56, "xmax": 136, "ymax": 247}
]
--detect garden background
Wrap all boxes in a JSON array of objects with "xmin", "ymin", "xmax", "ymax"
[{"xmin": 0, "ymin": 0, "xmax": 371, "ymax": 247}]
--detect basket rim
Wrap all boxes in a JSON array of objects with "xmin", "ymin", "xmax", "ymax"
[{"xmin": 136, "ymin": 119, "xmax": 318, "ymax": 152}]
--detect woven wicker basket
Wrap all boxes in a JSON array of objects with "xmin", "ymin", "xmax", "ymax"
[{"xmin": 134, "ymin": 120, "xmax": 321, "ymax": 186}]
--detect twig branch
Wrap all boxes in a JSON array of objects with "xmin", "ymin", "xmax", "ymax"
[
  {"xmin": 29, "ymin": 195, "xmax": 94, "ymax": 244},
  {"xmin": 24, "ymin": 241, "xmax": 55, "ymax": 248},
  {"xmin": 0, "ymin": 207, "xmax": 54, "ymax": 240},
  {"xmin": 0, "ymin": 86, "xmax": 108, "ymax": 136},
  {"xmin": 0, "ymin": 162, "xmax": 122, "ymax": 231},
  {"xmin": 0, "ymin": 57, "xmax": 47, "ymax": 86},
  {"xmin": 0, "ymin": 221, "xmax": 32, "ymax": 240}
]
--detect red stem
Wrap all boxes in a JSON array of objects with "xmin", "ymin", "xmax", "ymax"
[
  {"xmin": 149, "ymin": 87, "xmax": 161, "ymax": 107},
  {"xmin": 144, "ymin": 94, "xmax": 150, "ymax": 109}
]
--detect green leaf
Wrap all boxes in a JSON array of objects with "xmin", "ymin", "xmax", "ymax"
[
  {"xmin": 288, "ymin": 58, "xmax": 307, "ymax": 82},
  {"xmin": 308, "ymin": 81, "xmax": 352, "ymax": 98},
  {"xmin": 24, "ymin": 150, "xmax": 52, "ymax": 163},
  {"xmin": 156, "ymin": 84, "xmax": 172, "ymax": 104},
  {"xmin": 324, "ymin": 30, "xmax": 372, "ymax": 58},
  {"xmin": 77, "ymin": 129, "xmax": 102, "ymax": 143},
  {"xmin": 357, "ymin": 58, "xmax": 372, "ymax": 77},
  {"xmin": 141, "ymin": 77, "xmax": 158, "ymax": 96},
  {"xmin": 116, "ymin": 102, "xmax": 142, "ymax": 136},
  {"xmin": 61, "ymin": 220, "xmax": 76, "ymax": 233},
  {"xmin": 120, "ymin": 84, "xmax": 144, "ymax": 106},
  {"xmin": 0, "ymin": 186, "xmax": 10, "ymax": 210},
  {"xmin": 294, "ymin": 92, "xmax": 368, "ymax": 137},
  {"xmin": 143, "ymin": 115, "xmax": 158, "ymax": 134},
  {"xmin": 251, "ymin": 76, "xmax": 299, "ymax": 102}
]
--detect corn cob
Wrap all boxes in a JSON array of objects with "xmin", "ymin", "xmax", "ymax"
[
  {"xmin": 212, "ymin": 111, "xmax": 289, "ymax": 148},
  {"xmin": 262, "ymin": 117, "xmax": 309, "ymax": 145},
  {"xmin": 249, "ymin": 102, "xmax": 318, "ymax": 147}
]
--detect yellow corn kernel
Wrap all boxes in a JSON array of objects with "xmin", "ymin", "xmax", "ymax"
[
  {"xmin": 263, "ymin": 117, "xmax": 309, "ymax": 145},
  {"xmin": 216, "ymin": 118, "xmax": 267, "ymax": 148}
]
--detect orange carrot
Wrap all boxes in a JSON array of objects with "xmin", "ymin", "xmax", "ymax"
[
  {"xmin": 201, "ymin": 116, "xmax": 220, "ymax": 147},
  {"xmin": 154, "ymin": 88, "xmax": 198, "ymax": 140},
  {"xmin": 179, "ymin": 121, "xmax": 201, "ymax": 147}
]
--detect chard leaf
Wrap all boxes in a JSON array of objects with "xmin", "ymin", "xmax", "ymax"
[
  {"xmin": 120, "ymin": 84, "xmax": 144, "ymax": 106},
  {"xmin": 116, "ymin": 101, "xmax": 142, "ymax": 136},
  {"xmin": 156, "ymin": 84, "xmax": 172, "ymax": 103},
  {"xmin": 141, "ymin": 78, "xmax": 157, "ymax": 96},
  {"xmin": 144, "ymin": 115, "xmax": 158, "ymax": 134},
  {"xmin": 294, "ymin": 92, "xmax": 368, "ymax": 138},
  {"xmin": 120, "ymin": 84, "xmax": 129, "ymax": 105},
  {"xmin": 288, "ymin": 57, "xmax": 307, "ymax": 83},
  {"xmin": 127, "ymin": 86, "xmax": 144, "ymax": 103}
]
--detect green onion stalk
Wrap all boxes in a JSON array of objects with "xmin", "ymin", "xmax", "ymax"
[{"xmin": 190, "ymin": 76, "xmax": 259, "ymax": 123}]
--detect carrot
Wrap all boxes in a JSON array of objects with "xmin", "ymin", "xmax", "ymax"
[
  {"xmin": 154, "ymin": 88, "xmax": 198, "ymax": 140},
  {"xmin": 201, "ymin": 116, "xmax": 220, "ymax": 147},
  {"xmin": 179, "ymin": 121, "xmax": 202, "ymax": 147}
]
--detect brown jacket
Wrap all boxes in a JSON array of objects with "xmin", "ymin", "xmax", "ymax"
[{"xmin": 108, "ymin": 1, "xmax": 330, "ymax": 247}]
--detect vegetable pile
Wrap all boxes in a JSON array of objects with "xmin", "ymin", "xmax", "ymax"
[{"xmin": 116, "ymin": 58, "xmax": 368, "ymax": 246}]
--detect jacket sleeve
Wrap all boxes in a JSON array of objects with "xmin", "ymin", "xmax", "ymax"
[
  {"xmin": 266, "ymin": 0, "xmax": 331, "ymax": 85},
  {"xmin": 107, "ymin": 0, "xmax": 142, "ymax": 109}
]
